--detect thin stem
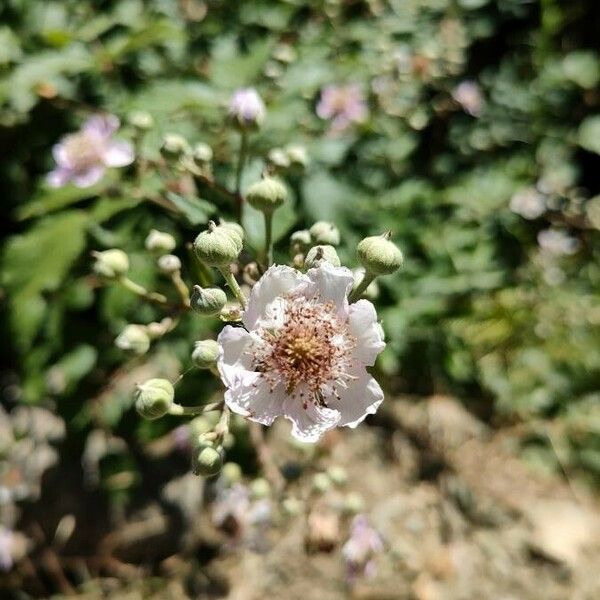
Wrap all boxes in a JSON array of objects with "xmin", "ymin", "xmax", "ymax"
[
  {"xmin": 234, "ymin": 131, "xmax": 248, "ymax": 223},
  {"xmin": 117, "ymin": 276, "xmax": 168, "ymax": 305},
  {"xmin": 168, "ymin": 400, "xmax": 224, "ymax": 416},
  {"xmin": 249, "ymin": 423, "xmax": 285, "ymax": 493},
  {"xmin": 349, "ymin": 270, "xmax": 376, "ymax": 303},
  {"xmin": 264, "ymin": 210, "xmax": 274, "ymax": 266},
  {"xmin": 218, "ymin": 266, "xmax": 247, "ymax": 309},
  {"xmin": 170, "ymin": 270, "xmax": 190, "ymax": 307}
]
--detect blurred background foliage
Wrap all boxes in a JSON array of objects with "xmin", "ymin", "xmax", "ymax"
[{"xmin": 0, "ymin": 0, "xmax": 599, "ymax": 508}]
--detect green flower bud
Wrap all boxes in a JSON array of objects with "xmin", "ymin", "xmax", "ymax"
[
  {"xmin": 145, "ymin": 229, "xmax": 176, "ymax": 255},
  {"xmin": 250, "ymin": 477, "xmax": 271, "ymax": 499},
  {"xmin": 190, "ymin": 285, "xmax": 227, "ymax": 316},
  {"xmin": 304, "ymin": 245, "xmax": 341, "ymax": 268},
  {"xmin": 327, "ymin": 466, "xmax": 347, "ymax": 487},
  {"xmin": 161, "ymin": 133, "xmax": 190, "ymax": 158},
  {"xmin": 146, "ymin": 317, "xmax": 174, "ymax": 339},
  {"xmin": 290, "ymin": 229, "xmax": 312, "ymax": 254},
  {"xmin": 309, "ymin": 221, "xmax": 340, "ymax": 246},
  {"xmin": 192, "ymin": 142, "xmax": 213, "ymax": 164},
  {"xmin": 282, "ymin": 496, "xmax": 303, "ymax": 516},
  {"xmin": 216, "ymin": 222, "xmax": 243, "ymax": 254},
  {"xmin": 194, "ymin": 221, "xmax": 241, "ymax": 267},
  {"xmin": 115, "ymin": 324, "xmax": 150, "ymax": 355},
  {"xmin": 268, "ymin": 148, "xmax": 291, "ymax": 169},
  {"xmin": 134, "ymin": 378, "xmax": 174, "ymax": 420},
  {"xmin": 312, "ymin": 472, "xmax": 332, "ymax": 494},
  {"xmin": 246, "ymin": 177, "xmax": 287, "ymax": 214},
  {"xmin": 285, "ymin": 144, "xmax": 309, "ymax": 169},
  {"xmin": 357, "ymin": 231, "xmax": 404, "ymax": 276},
  {"xmin": 92, "ymin": 249, "xmax": 129, "ymax": 279},
  {"xmin": 128, "ymin": 110, "xmax": 154, "ymax": 130},
  {"xmin": 157, "ymin": 254, "xmax": 181, "ymax": 274},
  {"xmin": 343, "ymin": 492, "xmax": 365, "ymax": 515},
  {"xmin": 188, "ymin": 416, "xmax": 213, "ymax": 440},
  {"xmin": 192, "ymin": 443, "xmax": 224, "ymax": 477},
  {"xmin": 191, "ymin": 339, "xmax": 220, "ymax": 369},
  {"xmin": 221, "ymin": 461, "xmax": 242, "ymax": 484}
]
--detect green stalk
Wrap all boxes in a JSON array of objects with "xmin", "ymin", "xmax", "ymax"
[
  {"xmin": 264, "ymin": 210, "xmax": 274, "ymax": 266},
  {"xmin": 218, "ymin": 266, "xmax": 247, "ymax": 309},
  {"xmin": 349, "ymin": 270, "xmax": 375, "ymax": 303},
  {"xmin": 234, "ymin": 131, "xmax": 248, "ymax": 223},
  {"xmin": 168, "ymin": 400, "xmax": 224, "ymax": 416},
  {"xmin": 117, "ymin": 276, "xmax": 167, "ymax": 304}
]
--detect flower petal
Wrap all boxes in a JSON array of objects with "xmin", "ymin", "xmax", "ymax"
[
  {"xmin": 103, "ymin": 140, "xmax": 134, "ymax": 167},
  {"xmin": 46, "ymin": 167, "xmax": 72, "ymax": 188},
  {"xmin": 243, "ymin": 265, "xmax": 308, "ymax": 330},
  {"xmin": 283, "ymin": 396, "xmax": 341, "ymax": 442},
  {"xmin": 347, "ymin": 300, "xmax": 385, "ymax": 366},
  {"xmin": 71, "ymin": 166, "xmax": 105, "ymax": 188},
  {"xmin": 52, "ymin": 142, "xmax": 70, "ymax": 167},
  {"xmin": 217, "ymin": 325, "xmax": 255, "ymax": 388},
  {"xmin": 83, "ymin": 114, "xmax": 119, "ymax": 138},
  {"xmin": 224, "ymin": 378, "xmax": 285, "ymax": 426},
  {"xmin": 325, "ymin": 370, "xmax": 383, "ymax": 428},
  {"xmin": 304, "ymin": 263, "xmax": 354, "ymax": 318}
]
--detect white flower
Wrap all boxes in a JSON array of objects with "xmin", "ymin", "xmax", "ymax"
[
  {"xmin": 217, "ymin": 263, "xmax": 386, "ymax": 442},
  {"xmin": 510, "ymin": 187, "xmax": 546, "ymax": 220},
  {"xmin": 342, "ymin": 515, "xmax": 384, "ymax": 582},
  {"xmin": 47, "ymin": 114, "xmax": 134, "ymax": 188},
  {"xmin": 537, "ymin": 228, "xmax": 580, "ymax": 256}
]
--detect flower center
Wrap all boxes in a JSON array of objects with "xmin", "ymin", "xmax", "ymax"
[
  {"xmin": 63, "ymin": 133, "xmax": 103, "ymax": 171},
  {"xmin": 251, "ymin": 296, "xmax": 356, "ymax": 405}
]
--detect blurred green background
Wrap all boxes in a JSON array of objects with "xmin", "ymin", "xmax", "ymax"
[{"xmin": 0, "ymin": 0, "xmax": 599, "ymax": 594}]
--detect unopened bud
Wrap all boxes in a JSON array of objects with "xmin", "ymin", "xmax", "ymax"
[
  {"xmin": 305, "ymin": 245, "xmax": 340, "ymax": 268},
  {"xmin": 191, "ymin": 339, "xmax": 220, "ymax": 369},
  {"xmin": 312, "ymin": 472, "xmax": 332, "ymax": 494},
  {"xmin": 192, "ymin": 443, "xmax": 224, "ymax": 477},
  {"xmin": 290, "ymin": 229, "xmax": 312, "ymax": 254},
  {"xmin": 217, "ymin": 221, "xmax": 244, "ymax": 253},
  {"xmin": 250, "ymin": 477, "xmax": 271, "ymax": 499},
  {"xmin": 327, "ymin": 466, "xmax": 347, "ymax": 486},
  {"xmin": 190, "ymin": 285, "xmax": 227, "ymax": 316},
  {"xmin": 115, "ymin": 324, "xmax": 150, "ymax": 355},
  {"xmin": 310, "ymin": 221, "xmax": 340, "ymax": 246},
  {"xmin": 192, "ymin": 142, "xmax": 213, "ymax": 164},
  {"xmin": 343, "ymin": 492, "xmax": 365, "ymax": 515},
  {"xmin": 285, "ymin": 144, "xmax": 309, "ymax": 169},
  {"xmin": 194, "ymin": 221, "xmax": 241, "ymax": 267},
  {"xmin": 146, "ymin": 317, "xmax": 174, "ymax": 339},
  {"xmin": 145, "ymin": 229, "xmax": 176, "ymax": 255},
  {"xmin": 268, "ymin": 148, "xmax": 290, "ymax": 169},
  {"xmin": 128, "ymin": 110, "xmax": 154, "ymax": 130},
  {"xmin": 161, "ymin": 133, "xmax": 190, "ymax": 158},
  {"xmin": 134, "ymin": 378, "xmax": 174, "ymax": 420},
  {"xmin": 157, "ymin": 254, "xmax": 181, "ymax": 274},
  {"xmin": 246, "ymin": 176, "xmax": 287, "ymax": 214},
  {"xmin": 228, "ymin": 88, "xmax": 266, "ymax": 131},
  {"xmin": 357, "ymin": 231, "xmax": 403, "ymax": 276},
  {"xmin": 92, "ymin": 249, "xmax": 129, "ymax": 279},
  {"xmin": 221, "ymin": 461, "xmax": 242, "ymax": 484}
]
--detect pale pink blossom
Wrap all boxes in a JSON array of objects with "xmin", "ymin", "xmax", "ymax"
[
  {"xmin": 228, "ymin": 88, "xmax": 266, "ymax": 128},
  {"xmin": 47, "ymin": 114, "xmax": 134, "ymax": 188},
  {"xmin": 510, "ymin": 187, "xmax": 546, "ymax": 220},
  {"xmin": 452, "ymin": 81, "xmax": 483, "ymax": 117},
  {"xmin": 316, "ymin": 84, "xmax": 368, "ymax": 132},
  {"xmin": 217, "ymin": 263, "xmax": 385, "ymax": 442},
  {"xmin": 342, "ymin": 515, "xmax": 384, "ymax": 582},
  {"xmin": 537, "ymin": 228, "xmax": 580, "ymax": 256}
]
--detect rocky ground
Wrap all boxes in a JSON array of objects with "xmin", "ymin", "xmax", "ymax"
[{"xmin": 3, "ymin": 396, "xmax": 600, "ymax": 599}]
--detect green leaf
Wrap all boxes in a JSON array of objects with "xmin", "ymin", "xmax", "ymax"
[
  {"xmin": 578, "ymin": 116, "xmax": 600, "ymax": 155},
  {"xmin": 1, "ymin": 211, "xmax": 89, "ymax": 352},
  {"xmin": 166, "ymin": 192, "xmax": 215, "ymax": 225}
]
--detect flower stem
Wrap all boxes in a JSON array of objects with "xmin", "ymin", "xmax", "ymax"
[
  {"xmin": 170, "ymin": 270, "xmax": 190, "ymax": 307},
  {"xmin": 349, "ymin": 270, "xmax": 376, "ymax": 303},
  {"xmin": 234, "ymin": 131, "xmax": 248, "ymax": 223},
  {"xmin": 117, "ymin": 276, "xmax": 168, "ymax": 304},
  {"xmin": 218, "ymin": 266, "xmax": 247, "ymax": 309},
  {"xmin": 264, "ymin": 210, "xmax": 274, "ymax": 267},
  {"xmin": 168, "ymin": 400, "xmax": 224, "ymax": 416}
]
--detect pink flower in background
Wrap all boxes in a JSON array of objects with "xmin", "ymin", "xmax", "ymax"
[
  {"xmin": 228, "ymin": 88, "xmax": 266, "ymax": 129},
  {"xmin": 316, "ymin": 84, "xmax": 368, "ymax": 132},
  {"xmin": 342, "ymin": 515, "xmax": 383, "ymax": 582},
  {"xmin": 217, "ymin": 263, "xmax": 385, "ymax": 442},
  {"xmin": 537, "ymin": 229, "xmax": 580, "ymax": 256},
  {"xmin": 452, "ymin": 81, "xmax": 483, "ymax": 117},
  {"xmin": 47, "ymin": 114, "xmax": 134, "ymax": 188}
]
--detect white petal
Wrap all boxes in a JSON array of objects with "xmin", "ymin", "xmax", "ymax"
[
  {"xmin": 325, "ymin": 370, "xmax": 384, "ymax": 428},
  {"xmin": 217, "ymin": 325, "xmax": 255, "ymax": 388},
  {"xmin": 52, "ymin": 142, "xmax": 70, "ymax": 167},
  {"xmin": 72, "ymin": 166, "xmax": 105, "ymax": 188},
  {"xmin": 347, "ymin": 300, "xmax": 386, "ymax": 366},
  {"xmin": 83, "ymin": 114, "xmax": 119, "ymax": 138},
  {"xmin": 103, "ymin": 140, "xmax": 134, "ymax": 167},
  {"xmin": 304, "ymin": 263, "xmax": 354, "ymax": 318},
  {"xmin": 243, "ymin": 265, "xmax": 308, "ymax": 330},
  {"xmin": 46, "ymin": 167, "xmax": 72, "ymax": 188},
  {"xmin": 224, "ymin": 378, "xmax": 285, "ymax": 426},
  {"xmin": 283, "ymin": 396, "xmax": 341, "ymax": 442}
]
